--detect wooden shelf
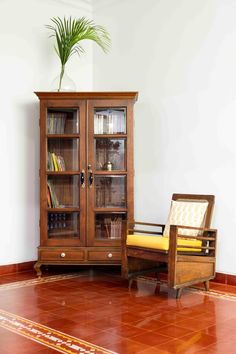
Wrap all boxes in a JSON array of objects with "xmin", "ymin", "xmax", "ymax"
[
  {"xmin": 49, "ymin": 230, "xmax": 79, "ymax": 237},
  {"xmin": 94, "ymin": 134, "xmax": 127, "ymax": 138},
  {"xmin": 47, "ymin": 134, "xmax": 80, "ymax": 138},
  {"xmin": 94, "ymin": 171, "xmax": 127, "ymax": 175},
  {"xmin": 94, "ymin": 208, "xmax": 127, "ymax": 213},
  {"xmin": 47, "ymin": 208, "xmax": 80, "ymax": 212},
  {"xmin": 47, "ymin": 171, "xmax": 80, "ymax": 175}
]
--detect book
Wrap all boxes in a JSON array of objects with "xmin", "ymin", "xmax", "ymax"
[
  {"xmin": 47, "ymin": 181, "xmax": 59, "ymax": 208},
  {"xmin": 94, "ymin": 109, "xmax": 126, "ymax": 134},
  {"xmin": 51, "ymin": 153, "xmax": 59, "ymax": 171},
  {"xmin": 47, "ymin": 112, "xmax": 67, "ymax": 134},
  {"xmin": 47, "ymin": 185, "xmax": 52, "ymax": 208},
  {"xmin": 57, "ymin": 155, "xmax": 66, "ymax": 171},
  {"xmin": 48, "ymin": 152, "xmax": 66, "ymax": 172}
]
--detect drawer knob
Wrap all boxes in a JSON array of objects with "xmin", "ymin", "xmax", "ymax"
[
  {"xmin": 108, "ymin": 252, "xmax": 113, "ymax": 258},
  {"xmin": 60, "ymin": 252, "xmax": 66, "ymax": 258}
]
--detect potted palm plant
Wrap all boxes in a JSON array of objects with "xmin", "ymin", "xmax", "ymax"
[{"xmin": 46, "ymin": 16, "xmax": 111, "ymax": 91}]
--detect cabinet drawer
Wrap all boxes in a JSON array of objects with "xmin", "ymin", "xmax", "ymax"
[
  {"xmin": 88, "ymin": 251, "xmax": 121, "ymax": 261},
  {"xmin": 40, "ymin": 249, "xmax": 84, "ymax": 261}
]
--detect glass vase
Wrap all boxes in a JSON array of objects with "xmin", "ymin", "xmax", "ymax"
[{"xmin": 50, "ymin": 69, "xmax": 76, "ymax": 92}]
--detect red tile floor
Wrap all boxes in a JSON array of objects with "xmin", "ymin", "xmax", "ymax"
[{"xmin": 0, "ymin": 268, "xmax": 236, "ymax": 354}]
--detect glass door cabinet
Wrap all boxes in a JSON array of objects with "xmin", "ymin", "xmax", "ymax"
[{"xmin": 34, "ymin": 92, "xmax": 138, "ymax": 276}]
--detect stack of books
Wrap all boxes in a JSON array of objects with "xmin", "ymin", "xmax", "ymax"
[
  {"xmin": 47, "ymin": 112, "xmax": 67, "ymax": 134},
  {"xmin": 94, "ymin": 109, "xmax": 126, "ymax": 134},
  {"xmin": 47, "ymin": 181, "xmax": 59, "ymax": 208},
  {"xmin": 48, "ymin": 152, "xmax": 66, "ymax": 171}
]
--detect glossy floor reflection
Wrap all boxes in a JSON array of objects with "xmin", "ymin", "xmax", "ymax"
[{"xmin": 0, "ymin": 269, "xmax": 236, "ymax": 353}]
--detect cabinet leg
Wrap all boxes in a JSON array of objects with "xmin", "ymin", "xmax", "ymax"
[
  {"xmin": 204, "ymin": 280, "xmax": 209, "ymax": 291},
  {"xmin": 34, "ymin": 262, "xmax": 42, "ymax": 278}
]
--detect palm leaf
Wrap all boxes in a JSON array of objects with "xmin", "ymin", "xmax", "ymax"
[{"xmin": 46, "ymin": 16, "xmax": 111, "ymax": 66}]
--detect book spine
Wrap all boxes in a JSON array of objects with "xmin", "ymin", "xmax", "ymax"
[
  {"xmin": 51, "ymin": 153, "xmax": 59, "ymax": 171},
  {"xmin": 47, "ymin": 181, "xmax": 59, "ymax": 208}
]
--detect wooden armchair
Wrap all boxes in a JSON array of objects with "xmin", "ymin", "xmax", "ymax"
[{"xmin": 122, "ymin": 194, "xmax": 217, "ymax": 298}]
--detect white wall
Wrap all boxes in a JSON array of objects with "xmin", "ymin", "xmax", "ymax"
[
  {"xmin": 0, "ymin": 0, "xmax": 93, "ymax": 265},
  {"xmin": 93, "ymin": 0, "xmax": 236, "ymax": 275}
]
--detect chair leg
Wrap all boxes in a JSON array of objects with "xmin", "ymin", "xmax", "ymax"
[
  {"xmin": 176, "ymin": 288, "xmax": 183, "ymax": 299},
  {"xmin": 128, "ymin": 278, "xmax": 134, "ymax": 291},
  {"xmin": 155, "ymin": 282, "xmax": 161, "ymax": 295},
  {"xmin": 204, "ymin": 280, "xmax": 209, "ymax": 291},
  {"xmin": 156, "ymin": 271, "xmax": 161, "ymax": 283}
]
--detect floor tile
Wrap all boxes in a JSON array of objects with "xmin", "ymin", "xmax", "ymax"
[
  {"xmin": 180, "ymin": 331, "xmax": 217, "ymax": 351},
  {"xmin": 131, "ymin": 331, "xmax": 171, "ymax": 346},
  {"xmin": 155, "ymin": 338, "xmax": 187, "ymax": 353},
  {"xmin": 153, "ymin": 323, "xmax": 195, "ymax": 338},
  {"xmin": 104, "ymin": 323, "xmax": 150, "ymax": 339},
  {"xmin": 177, "ymin": 318, "xmax": 216, "ymax": 331}
]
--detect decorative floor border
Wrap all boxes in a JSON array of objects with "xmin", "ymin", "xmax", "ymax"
[
  {"xmin": 0, "ymin": 273, "xmax": 82, "ymax": 291},
  {"xmin": 0, "ymin": 309, "xmax": 117, "ymax": 354}
]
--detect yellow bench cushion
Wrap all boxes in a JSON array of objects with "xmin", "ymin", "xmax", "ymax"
[{"xmin": 127, "ymin": 234, "xmax": 202, "ymax": 252}]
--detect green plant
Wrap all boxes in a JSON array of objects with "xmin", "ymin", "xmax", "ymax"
[{"xmin": 46, "ymin": 16, "xmax": 111, "ymax": 91}]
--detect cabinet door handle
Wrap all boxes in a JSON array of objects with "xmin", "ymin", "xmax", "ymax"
[
  {"xmin": 88, "ymin": 165, "xmax": 93, "ymax": 188},
  {"xmin": 80, "ymin": 169, "xmax": 85, "ymax": 188}
]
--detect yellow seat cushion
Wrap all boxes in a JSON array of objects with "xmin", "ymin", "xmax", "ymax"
[{"xmin": 127, "ymin": 234, "xmax": 202, "ymax": 252}]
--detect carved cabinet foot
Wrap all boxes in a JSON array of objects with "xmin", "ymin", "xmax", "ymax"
[{"xmin": 34, "ymin": 262, "xmax": 42, "ymax": 278}]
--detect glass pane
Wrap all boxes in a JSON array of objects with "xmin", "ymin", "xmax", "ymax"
[
  {"xmin": 47, "ymin": 176, "xmax": 79, "ymax": 208},
  {"xmin": 48, "ymin": 212, "xmax": 79, "ymax": 239},
  {"xmin": 47, "ymin": 138, "xmax": 79, "ymax": 171},
  {"xmin": 47, "ymin": 109, "xmax": 79, "ymax": 134},
  {"xmin": 95, "ymin": 176, "xmax": 126, "ymax": 208},
  {"xmin": 95, "ymin": 213, "xmax": 126, "ymax": 240},
  {"xmin": 94, "ymin": 108, "xmax": 126, "ymax": 134},
  {"xmin": 95, "ymin": 138, "xmax": 126, "ymax": 171}
]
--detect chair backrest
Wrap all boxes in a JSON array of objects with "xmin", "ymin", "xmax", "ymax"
[{"xmin": 172, "ymin": 194, "xmax": 215, "ymax": 229}]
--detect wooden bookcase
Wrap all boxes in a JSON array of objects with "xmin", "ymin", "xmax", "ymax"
[{"xmin": 34, "ymin": 92, "xmax": 138, "ymax": 276}]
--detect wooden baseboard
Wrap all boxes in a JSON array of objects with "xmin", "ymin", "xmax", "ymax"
[
  {"xmin": 0, "ymin": 261, "xmax": 36, "ymax": 276},
  {"xmin": 0, "ymin": 262, "xmax": 236, "ymax": 286}
]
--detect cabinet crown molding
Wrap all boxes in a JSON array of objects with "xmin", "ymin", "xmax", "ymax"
[{"xmin": 34, "ymin": 91, "xmax": 139, "ymax": 101}]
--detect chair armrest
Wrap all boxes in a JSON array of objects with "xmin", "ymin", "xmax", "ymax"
[
  {"xmin": 169, "ymin": 225, "xmax": 217, "ymax": 256},
  {"xmin": 128, "ymin": 221, "xmax": 165, "ymax": 236},
  {"xmin": 129, "ymin": 221, "xmax": 165, "ymax": 228},
  {"xmin": 175, "ymin": 225, "xmax": 217, "ymax": 234}
]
